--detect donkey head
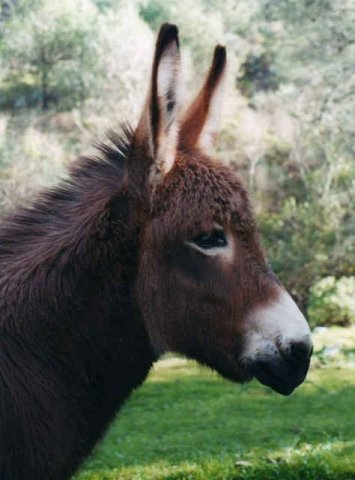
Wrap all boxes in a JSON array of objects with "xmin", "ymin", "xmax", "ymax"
[{"xmin": 128, "ymin": 24, "xmax": 312, "ymax": 395}]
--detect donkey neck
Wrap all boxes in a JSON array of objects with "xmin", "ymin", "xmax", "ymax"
[
  {"xmin": 0, "ymin": 150, "xmax": 157, "ymax": 479},
  {"xmin": 0, "ymin": 149, "xmax": 156, "ymax": 389}
]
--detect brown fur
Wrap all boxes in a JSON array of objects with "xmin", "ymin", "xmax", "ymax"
[
  {"xmin": 180, "ymin": 45, "xmax": 226, "ymax": 149},
  {"xmin": 136, "ymin": 149, "xmax": 279, "ymax": 378},
  {"xmin": 0, "ymin": 24, "xmax": 294, "ymax": 479}
]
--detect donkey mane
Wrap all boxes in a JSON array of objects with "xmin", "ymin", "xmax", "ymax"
[
  {"xmin": 0, "ymin": 125, "xmax": 133, "ymax": 265},
  {"xmin": 0, "ymin": 124, "xmax": 155, "ymax": 480}
]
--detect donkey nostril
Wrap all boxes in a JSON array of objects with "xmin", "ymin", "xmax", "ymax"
[{"xmin": 289, "ymin": 339, "xmax": 313, "ymax": 364}]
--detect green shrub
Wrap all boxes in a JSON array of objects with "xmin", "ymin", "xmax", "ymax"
[{"xmin": 307, "ymin": 276, "xmax": 355, "ymax": 328}]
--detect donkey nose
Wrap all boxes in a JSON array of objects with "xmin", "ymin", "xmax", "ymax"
[
  {"xmin": 251, "ymin": 335, "xmax": 313, "ymax": 396},
  {"xmin": 243, "ymin": 288, "xmax": 313, "ymax": 396},
  {"xmin": 281, "ymin": 336, "xmax": 313, "ymax": 381},
  {"xmin": 286, "ymin": 337, "xmax": 313, "ymax": 367}
]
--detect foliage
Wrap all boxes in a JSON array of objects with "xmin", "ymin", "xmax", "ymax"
[
  {"xmin": 249, "ymin": 1, "xmax": 355, "ymax": 301},
  {"xmin": 0, "ymin": 0, "xmax": 101, "ymax": 109},
  {"xmin": 0, "ymin": 111, "xmax": 80, "ymax": 214},
  {"xmin": 258, "ymin": 165, "xmax": 354, "ymax": 310},
  {"xmin": 237, "ymin": 53, "xmax": 280, "ymax": 98},
  {"xmin": 91, "ymin": 4, "xmax": 153, "ymax": 120},
  {"xmin": 139, "ymin": 0, "xmax": 225, "ymax": 66},
  {"xmin": 307, "ymin": 277, "xmax": 355, "ymax": 328}
]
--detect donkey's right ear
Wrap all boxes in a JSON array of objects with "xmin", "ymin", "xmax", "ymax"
[{"xmin": 129, "ymin": 24, "xmax": 181, "ymax": 200}]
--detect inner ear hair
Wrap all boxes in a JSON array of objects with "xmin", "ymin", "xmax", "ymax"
[
  {"xmin": 149, "ymin": 23, "xmax": 181, "ymax": 188},
  {"xmin": 130, "ymin": 24, "xmax": 182, "ymax": 201}
]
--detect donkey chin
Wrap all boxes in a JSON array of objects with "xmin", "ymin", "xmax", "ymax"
[{"xmin": 238, "ymin": 288, "xmax": 313, "ymax": 396}]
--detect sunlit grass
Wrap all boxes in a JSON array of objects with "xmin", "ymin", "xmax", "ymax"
[{"xmin": 75, "ymin": 328, "xmax": 355, "ymax": 480}]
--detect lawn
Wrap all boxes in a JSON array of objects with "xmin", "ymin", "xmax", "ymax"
[{"xmin": 75, "ymin": 327, "xmax": 355, "ymax": 480}]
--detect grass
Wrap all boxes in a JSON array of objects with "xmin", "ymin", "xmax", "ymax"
[{"xmin": 74, "ymin": 328, "xmax": 355, "ymax": 480}]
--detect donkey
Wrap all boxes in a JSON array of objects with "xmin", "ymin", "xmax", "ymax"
[{"xmin": 0, "ymin": 24, "xmax": 312, "ymax": 480}]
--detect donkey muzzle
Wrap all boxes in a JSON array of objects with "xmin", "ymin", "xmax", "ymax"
[
  {"xmin": 250, "ymin": 337, "xmax": 313, "ymax": 395},
  {"xmin": 241, "ymin": 288, "xmax": 313, "ymax": 395}
]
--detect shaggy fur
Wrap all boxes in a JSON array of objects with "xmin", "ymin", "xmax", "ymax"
[
  {"xmin": 0, "ymin": 128, "xmax": 157, "ymax": 479},
  {"xmin": 0, "ymin": 24, "xmax": 296, "ymax": 479}
]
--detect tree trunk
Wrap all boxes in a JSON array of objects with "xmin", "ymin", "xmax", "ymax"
[{"xmin": 40, "ymin": 48, "xmax": 49, "ymax": 110}]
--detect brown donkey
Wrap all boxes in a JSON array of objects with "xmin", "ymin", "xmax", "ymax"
[{"xmin": 0, "ymin": 24, "xmax": 312, "ymax": 480}]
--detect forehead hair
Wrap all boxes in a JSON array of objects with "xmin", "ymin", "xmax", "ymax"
[{"xmin": 151, "ymin": 150, "xmax": 256, "ymax": 238}]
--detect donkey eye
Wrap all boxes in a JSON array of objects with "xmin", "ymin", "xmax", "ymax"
[{"xmin": 192, "ymin": 230, "xmax": 227, "ymax": 249}]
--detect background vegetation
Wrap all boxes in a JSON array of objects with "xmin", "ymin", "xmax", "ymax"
[{"xmin": 1, "ymin": 1, "xmax": 354, "ymax": 479}]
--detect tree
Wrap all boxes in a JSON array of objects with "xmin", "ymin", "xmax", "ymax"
[{"xmin": 0, "ymin": 0, "xmax": 101, "ymax": 110}]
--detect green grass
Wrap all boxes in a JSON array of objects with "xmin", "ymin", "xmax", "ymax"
[{"xmin": 75, "ymin": 328, "xmax": 355, "ymax": 480}]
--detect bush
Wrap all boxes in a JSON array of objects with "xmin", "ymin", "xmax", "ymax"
[{"xmin": 307, "ymin": 276, "xmax": 355, "ymax": 328}]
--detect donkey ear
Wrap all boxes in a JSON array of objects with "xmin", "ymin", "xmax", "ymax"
[
  {"xmin": 179, "ymin": 45, "xmax": 226, "ymax": 154},
  {"xmin": 132, "ymin": 23, "xmax": 181, "ymax": 195}
]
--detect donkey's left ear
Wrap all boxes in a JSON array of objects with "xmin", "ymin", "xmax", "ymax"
[
  {"xmin": 131, "ymin": 23, "xmax": 181, "ymax": 196},
  {"xmin": 179, "ymin": 45, "xmax": 227, "ymax": 154}
]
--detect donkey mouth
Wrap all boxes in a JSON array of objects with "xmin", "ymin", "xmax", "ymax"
[{"xmin": 250, "ymin": 357, "xmax": 310, "ymax": 396}]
